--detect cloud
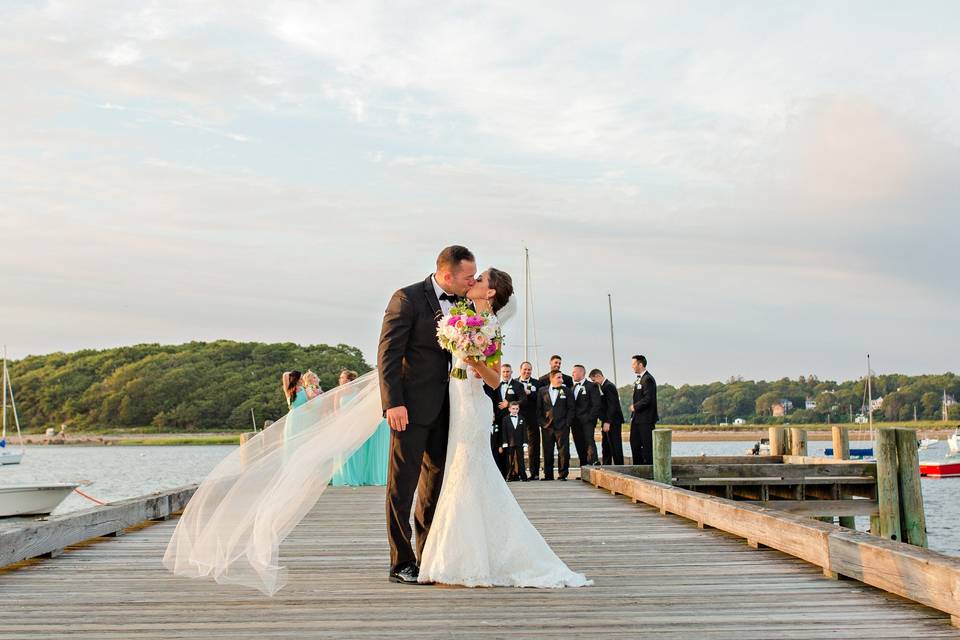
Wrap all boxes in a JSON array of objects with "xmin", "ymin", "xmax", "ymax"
[{"xmin": 0, "ymin": 1, "xmax": 958, "ymax": 383}]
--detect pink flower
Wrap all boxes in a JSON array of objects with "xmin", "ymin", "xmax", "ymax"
[
  {"xmin": 465, "ymin": 316, "xmax": 485, "ymax": 327},
  {"xmin": 483, "ymin": 343, "xmax": 498, "ymax": 357},
  {"xmin": 447, "ymin": 316, "xmax": 461, "ymax": 326}
]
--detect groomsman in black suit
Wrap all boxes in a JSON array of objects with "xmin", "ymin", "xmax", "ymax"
[
  {"xmin": 499, "ymin": 401, "xmax": 528, "ymax": 481},
  {"xmin": 537, "ymin": 370, "xmax": 574, "ymax": 480},
  {"xmin": 629, "ymin": 355, "xmax": 659, "ymax": 465},
  {"xmin": 569, "ymin": 364, "xmax": 601, "ymax": 467},
  {"xmin": 515, "ymin": 361, "xmax": 542, "ymax": 479},
  {"xmin": 537, "ymin": 354, "xmax": 573, "ymax": 389},
  {"xmin": 590, "ymin": 368, "xmax": 625, "ymax": 465},
  {"xmin": 485, "ymin": 363, "xmax": 526, "ymax": 477}
]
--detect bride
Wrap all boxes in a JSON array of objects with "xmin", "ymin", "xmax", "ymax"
[
  {"xmin": 163, "ymin": 266, "xmax": 590, "ymax": 594},
  {"xmin": 417, "ymin": 268, "xmax": 590, "ymax": 587}
]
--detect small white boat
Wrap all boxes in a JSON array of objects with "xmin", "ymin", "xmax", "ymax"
[
  {"xmin": 919, "ymin": 437, "xmax": 939, "ymax": 450},
  {"xmin": 0, "ymin": 448, "xmax": 23, "ymax": 465},
  {"xmin": 0, "ymin": 483, "xmax": 78, "ymax": 517}
]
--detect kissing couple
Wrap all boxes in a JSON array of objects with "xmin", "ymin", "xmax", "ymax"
[{"xmin": 163, "ymin": 245, "xmax": 590, "ymax": 593}]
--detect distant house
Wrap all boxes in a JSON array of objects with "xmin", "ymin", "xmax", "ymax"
[
  {"xmin": 870, "ymin": 396, "xmax": 884, "ymax": 411},
  {"xmin": 733, "ymin": 418, "xmax": 746, "ymax": 425},
  {"xmin": 805, "ymin": 397, "xmax": 817, "ymax": 410},
  {"xmin": 854, "ymin": 414, "xmax": 868, "ymax": 424},
  {"xmin": 946, "ymin": 395, "xmax": 957, "ymax": 407},
  {"xmin": 771, "ymin": 399, "xmax": 793, "ymax": 417}
]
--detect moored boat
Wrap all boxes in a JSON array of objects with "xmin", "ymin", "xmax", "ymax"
[
  {"xmin": 919, "ymin": 460, "xmax": 960, "ymax": 478},
  {"xmin": 0, "ymin": 483, "xmax": 78, "ymax": 517}
]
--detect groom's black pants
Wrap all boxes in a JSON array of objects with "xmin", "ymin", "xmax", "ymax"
[{"xmin": 385, "ymin": 396, "xmax": 449, "ymax": 572}]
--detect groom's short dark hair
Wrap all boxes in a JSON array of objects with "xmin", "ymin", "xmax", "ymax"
[
  {"xmin": 437, "ymin": 245, "xmax": 475, "ymax": 271},
  {"xmin": 633, "ymin": 355, "xmax": 647, "ymax": 367}
]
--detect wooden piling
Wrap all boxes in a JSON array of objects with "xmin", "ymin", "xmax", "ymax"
[
  {"xmin": 875, "ymin": 428, "xmax": 902, "ymax": 542},
  {"xmin": 895, "ymin": 428, "xmax": 928, "ymax": 548},
  {"xmin": 789, "ymin": 427, "xmax": 807, "ymax": 457},
  {"xmin": 653, "ymin": 428, "xmax": 672, "ymax": 485},
  {"xmin": 831, "ymin": 425, "xmax": 849, "ymax": 460},
  {"xmin": 768, "ymin": 427, "xmax": 785, "ymax": 456}
]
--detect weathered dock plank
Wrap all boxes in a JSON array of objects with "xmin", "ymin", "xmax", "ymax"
[{"xmin": 1, "ymin": 482, "xmax": 957, "ymax": 639}]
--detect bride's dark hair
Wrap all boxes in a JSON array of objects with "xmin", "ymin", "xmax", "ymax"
[{"xmin": 485, "ymin": 268, "xmax": 514, "ymax": 313}]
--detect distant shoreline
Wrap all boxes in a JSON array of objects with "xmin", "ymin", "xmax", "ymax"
[{"xmin": 13, "ymin": 423, "xmax": 956, "ymax": 446}]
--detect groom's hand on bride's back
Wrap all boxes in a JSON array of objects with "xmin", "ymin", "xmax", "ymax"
[{"xmin": 386, "ymin": 406, "xmax": 409, "ymax": 431}]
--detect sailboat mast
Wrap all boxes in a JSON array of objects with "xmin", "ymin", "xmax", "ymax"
[
  {"xmin": 1, "ymin": 346, "xmax": 7, "ymax": 440},
  {"xmin": 945, "ymin": 389, "xmax": 949, "ymax": 423},
  {"xmin": 523, "ymin": 246, "xmax": 530, "ymax": 365},
  {"xmin": 607, "ymin": 294, "xmax": 618, "ymax": 386},
  {"xmin": 867, "ymin": 354, "xmax": 874, "ymax": 442}
]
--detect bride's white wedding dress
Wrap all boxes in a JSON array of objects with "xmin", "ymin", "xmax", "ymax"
[{"xmin": 418, "ymin": 366, "xmax": 592, "ymax": 588}]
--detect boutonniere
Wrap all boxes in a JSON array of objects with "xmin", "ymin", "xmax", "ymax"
[
  {"xmin": 559, "ymin": 390, "xmax": 567, "ymax": 398},
  {"xmin": 635, "ymin": 381, "xmax": 643, "ymax": 389}
]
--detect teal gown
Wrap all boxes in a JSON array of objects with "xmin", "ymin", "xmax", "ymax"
[
  {"xmin": 330, "ymin": 418, "xmax": 389, "ymax": 487},
  {"xmin": 285, "ymin": 387, "xmax": 388, "ymax": 487}
]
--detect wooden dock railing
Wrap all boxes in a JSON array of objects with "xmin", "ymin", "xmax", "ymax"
[
  {"xmin": 581, "ymin": 465, "xmax": 960, "ymax": 626},
  {"xmin": 0, "ymin": 485, "xmax": 196, "ymax": 568}
]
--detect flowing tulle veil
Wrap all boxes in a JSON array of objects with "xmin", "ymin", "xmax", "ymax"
[{"xmin": 163, "ymin": 371, "xmax": 383, "ymax": 595}]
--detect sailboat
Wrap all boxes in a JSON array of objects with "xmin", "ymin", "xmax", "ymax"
[
  {"xmin": 0, "ymin": 348, "xmax": 25, "ymax": 465},
  {"xmin": 827, "ymin": 355, "xmax": 875, "ymax": 459}
]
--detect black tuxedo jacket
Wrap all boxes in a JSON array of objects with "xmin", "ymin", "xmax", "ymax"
[
  {"xmin": 537, "ymin": 384, "xmax": 573, "ymax": 431},
  {"xmin": 514, "ymin": 377, "xmax": 540, "ymax": 423},
  {"xmin": 571, "ymin": 379, "xmax": 602, "ymax": 425},
  {"xmin": 598, "ymin": 379, "xmax": 625, "ymax": 426},
  {"xmin": 377, "ymin": 275, "xmax": 451, "ymax": 425},
  {"xmin": 538, "ymin": 372, "xmax": 573, "ymax": 389},
  {"xmin": 485, "ymin": 379, "xmax": 526, "ymax": 426},
  {"xmin": 630, "ymin": 371, "xmax": 660, "ymax": 425},
  {"xmin": 500, "ymin": 414, "xmax": 527, "ymax": 447}
]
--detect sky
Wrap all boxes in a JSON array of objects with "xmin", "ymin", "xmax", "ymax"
[{"xmin": 1, "ymin": 1, "xmax": 958, "ymax": 385}]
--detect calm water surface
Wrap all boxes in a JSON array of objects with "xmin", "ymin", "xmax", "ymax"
[{"xmin": 1, "ymin": 441, "xmax": 957, "ymax": 556}]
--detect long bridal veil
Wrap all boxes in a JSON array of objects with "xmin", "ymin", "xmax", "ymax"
[{"xmin": 163, "ymin": 370, "xmax": 383, "ymax": 595}]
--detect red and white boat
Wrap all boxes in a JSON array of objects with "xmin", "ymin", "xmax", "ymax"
[{"xmin": 919, "ymin": 460, "xmax": 960, "ymax": 478}]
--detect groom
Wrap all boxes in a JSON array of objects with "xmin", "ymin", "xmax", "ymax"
[{"xmin": 378, "ymin": 245, "xmax": 477, "ymax": 584}]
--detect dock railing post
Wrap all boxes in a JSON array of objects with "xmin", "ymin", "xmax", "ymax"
[
  {"xmin": 895, "ymin": 427, "xmax": 928, "ymax": 548},
  {"xmin": 789, "ymin": 427, "xmax": 807, "ymax": 457},
  {"xmin": 653, "ymin": 428, "xmax": 672, "ymax": 485},
  {"xmin": 832, "ymin": 425, "xmax": 849, "ymax": 460},
  {"xmin": 832, "ymin": 425, "xmax": 856, "ymax": 529},
  {"xmin": 876, "ymin": 428, "xmax": 902, "ymax": 542},
  {"xmin": 768, "ymin": 426, "xmax": 785, "ymax": 456}
]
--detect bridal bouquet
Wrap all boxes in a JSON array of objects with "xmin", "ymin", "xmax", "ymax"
[{"xmin": 436, "ymin": 301, "xmax": 502, "ymax": 380}]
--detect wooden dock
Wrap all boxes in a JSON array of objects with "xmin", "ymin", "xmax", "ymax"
[{"xmin": 2, "ymin": 480, "xmax": 959, "ymax": 639}]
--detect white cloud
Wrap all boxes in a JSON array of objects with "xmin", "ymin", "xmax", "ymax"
[{"xmin": 0, "ymin": 1, "xmax": 958, "ymax": 383}]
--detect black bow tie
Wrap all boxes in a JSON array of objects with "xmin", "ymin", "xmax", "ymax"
[
  {"xmin": 439, "ymin": 292, "xmax": 462, "ymax": 303},
  {"xmin": 551, "ymin": 386, "xmax": 562, "ymax": 391}
]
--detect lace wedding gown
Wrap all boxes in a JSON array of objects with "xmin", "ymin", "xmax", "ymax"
[{"xmin": 418, "ymin": 366, "xmax": 592, "ymax": 588}]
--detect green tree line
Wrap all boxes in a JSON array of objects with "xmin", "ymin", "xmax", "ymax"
[
  {"xmin": 4, "ymin": 341, "xmax": 371, "ymax": 432},
  {"xmin": 629, "ymin": 373, "xmax": 960, "ymax": 425}
]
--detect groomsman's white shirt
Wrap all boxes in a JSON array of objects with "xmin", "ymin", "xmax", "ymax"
[
  {"xmin": 549, "ymin": 387, "xmax": 560, "ymax": 404},
  {"xmin": 432, "ymin": 275, "xmax": 455, "ymax": 315},
  {"xmin": 500, "ymin": 382, "xmax": 511, "ymax": 400},
  {"xmin": 573, "ymin": 380, "xmax": 585, "ymax": 398}
]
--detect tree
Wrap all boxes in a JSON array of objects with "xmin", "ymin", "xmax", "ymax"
[{"xmin": 755, "ymin": 392, "xmax": 780, "ymax": 416}]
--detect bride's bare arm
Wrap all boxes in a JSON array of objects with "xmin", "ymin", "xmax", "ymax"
[{"xmin": 465, "ymin": 357, "xmax": 501, "ymax": 388}]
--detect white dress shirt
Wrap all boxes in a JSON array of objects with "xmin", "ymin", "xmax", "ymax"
[
  {"xmin": 432, "ymin": 275, "xmax": 456, "ymax": 315},
  {"xmin": 549, "ymin": 387, "xmax": 560, "ymax": 404}
]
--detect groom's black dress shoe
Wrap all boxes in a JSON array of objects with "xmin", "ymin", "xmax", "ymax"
[{"xmin": 389, "ymin": 563, "xmax": 421, "ymax": 585}]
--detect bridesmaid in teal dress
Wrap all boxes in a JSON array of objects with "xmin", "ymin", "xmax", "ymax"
[
  {"xmin": 330, "ymin": 369, "xmax": 389, "ymax": 486},
  {"xmin": 283, "ymin": 371, "xmax": 310, "ymax": 458}
]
